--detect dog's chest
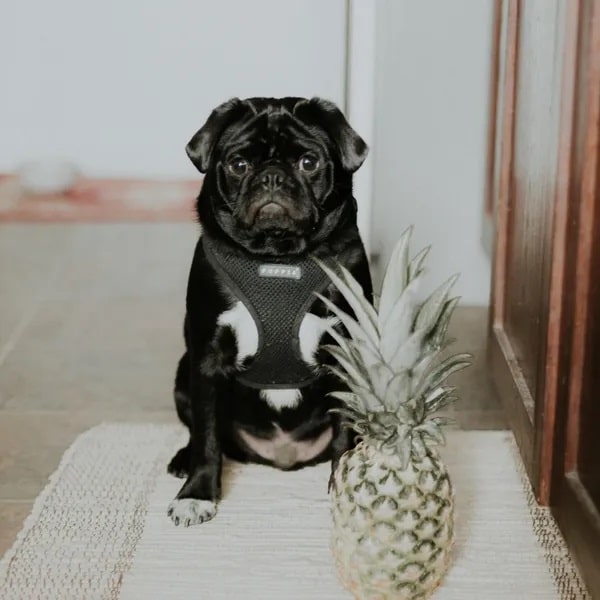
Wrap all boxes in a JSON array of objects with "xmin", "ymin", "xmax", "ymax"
[
  {"xmin": 203, "ymin": 235, "xmax": 336, "ymax": 393},
  {"xmin": 217, "ymin": 301, "xmax": 332, "ymax": 366},
  {"xmin": 217, "ymin": 301, "xmax": 335, "ymax": 409}
]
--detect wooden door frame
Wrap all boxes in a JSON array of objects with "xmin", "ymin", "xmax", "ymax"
[
  {"xmin": 551, "ymin": 0, "xmax": 600, "ymax": 594},
  {"xmin": 345, "ymin": 0, "xmax": 376, "ymax": 255},
  {"xmin": 481, "ymin": 0, "xmax": 504, "ymax": 258},
  {"xmin": 488, "ymin": 0, "xmax": 581, "ymax": 504},
  {"xmin": 488, "ymin": 0, "xmax": 539, "ymax": 489}
]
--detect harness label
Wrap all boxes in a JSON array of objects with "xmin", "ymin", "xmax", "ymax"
[{"xmin": 258, "ymin": 264, "xmax": 302, "ymax": 280}]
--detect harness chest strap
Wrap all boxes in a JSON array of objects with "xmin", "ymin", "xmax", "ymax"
[{"xmin": 202, "ymin": 235, "xmax": 334, "ymax": 389}]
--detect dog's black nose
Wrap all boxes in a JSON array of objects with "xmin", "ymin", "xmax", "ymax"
[{"xmin": 260, "ymin": 169, "xmax": 285, "ymax": 191}]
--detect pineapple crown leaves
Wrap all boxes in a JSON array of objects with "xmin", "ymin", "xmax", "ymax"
[{"xmin": 314, "ymin": 227, "xmax": 471, "ymax": 465}]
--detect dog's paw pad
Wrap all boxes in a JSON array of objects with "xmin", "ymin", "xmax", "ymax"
[{"xmin": 167, "ymin": 499, "xmax": 217, "ymax": 526}]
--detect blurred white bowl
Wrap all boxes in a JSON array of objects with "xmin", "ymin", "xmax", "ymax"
[{"xmin": 17, "ymin": 159, "xmax": 80, "ymax": 195}]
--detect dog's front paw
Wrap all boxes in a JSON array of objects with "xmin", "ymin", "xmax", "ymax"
[{"xmin": 167, "ymin": 498, "xmax": 217, "ymax": 527}]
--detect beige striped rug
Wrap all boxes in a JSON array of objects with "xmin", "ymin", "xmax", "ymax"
[{"xmin": 0, "ymin": 425, "xmax": 590, "ymax": 599}]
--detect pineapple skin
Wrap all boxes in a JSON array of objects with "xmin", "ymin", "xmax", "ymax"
[{"xmin": 331, "ymin": 442, "xmax": 454, "ymax": 600}]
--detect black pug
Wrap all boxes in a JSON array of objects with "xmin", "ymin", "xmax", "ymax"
[{"xmin": 167, "ymin": 97, "xmax": 373, "ymax": 526}]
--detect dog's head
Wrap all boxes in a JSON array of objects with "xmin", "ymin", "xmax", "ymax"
[{"xmin": 187, "ymin": 97, "xmax": 368, "ymax": 255}]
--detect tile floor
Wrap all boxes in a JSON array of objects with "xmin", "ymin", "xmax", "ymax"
[{"xmin": 0, "ymin": 223, "xmax": 506, "ymax": 555}]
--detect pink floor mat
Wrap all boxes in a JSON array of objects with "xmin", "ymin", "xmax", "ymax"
[{"xmin": 0, "ymin": 175, "xmax": 200, "ymax": 222}]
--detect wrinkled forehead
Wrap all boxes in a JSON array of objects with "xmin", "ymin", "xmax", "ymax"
[{"xmin": 217, "ymin": 108, "xmax": 328, "ymax": 160}]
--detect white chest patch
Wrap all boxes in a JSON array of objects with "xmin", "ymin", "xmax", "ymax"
[
  {"xmin": 218, "ymin": 301, "xmax": 337, "ymax": 410},
  {"xmin": 298, "ymin": 312, "xmax": 338, "ymax": 366},
  {"xmin": 260, "ymin": 388, "xmax": 302, "ymax": 410},
  {"xmin": 217, "ymin": 301, "xmax": 259, "ymax": 365}
]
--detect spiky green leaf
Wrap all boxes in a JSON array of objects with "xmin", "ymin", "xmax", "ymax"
[
  {"xmin": 414, "ymin": 274, "xmax": 459, "ymax": 335},
  {"xmin": 412, "ymin": 395, "xmax": 426, "ymax": 423},
  {"xmin": 321, "ymin": 324, "xmax": 381, "ymax": 381},
  {"xmin": 396, "ymin": 431, "xmax": 413, "ymax": 470},
  {"xmin": 430, "ymin": 395, "xmax": 458, "ymax": 414},
  {"xmin": 426, "ymin": 296, "xmax": 460, "ymax": 350},
  {"xmin": 423, "ymin": 386, "xmax": 457, "ymax": 413},
  {"xmin": 379, "ymin": 275, "xmax": 422, "ymax": 360},
  {"xmin": 370, "ymin": 361, "xmax": 395, "ymax": 401},
  {"xmin": 326, "ymin": 368, "xmax": 385, "ymax": 413},
  {"xmin": 411, "ymin": 349, "xmax": 439, "ymax": 383},
  {"xmin": 383, "ymin": 370, "xmax": 411, "ymax": 413},
  {"xmin": 321, "ymin": 339, "xmax": 369, "ymax": 380},
  {"xmin": 327, "ymin": 391, "xmax": 364, "ymax": 412},
  {"xmin": 425, "ymin": 354, "xmax": 471, "ymax": 393},
  {"xmin": 378, "ymin": 227, "xmax": 412, "ymax": 326},
  {"xmin": 413, "ymin": 352, "xmax": 472, "ymax": 397},
  {"xmin": 320, "ymin": 324, "xmax": 358, "ymax": 364},
  {"xmin": 328, "ymin": 406, "xmax": 361, "ymax": 423},
  {"xmin": 329, "ymin": 389, "xmax": 382, "ymax": 414},
  {"xmin": 322, "ymin": 345, "xmax": 369, "ymax": 387},
  {"xmin": 388, "ymin": 328, "xmax": 426, "ymax": 372},
  {"xmin": 314, "ymin": 260, "xmax": 378, "ymax": 342},
  {"xmin": 416, "ymin": 421, "xmax": 446, "ymax": 446},
  {"xmin": 326, "ymin": 365, "xmax": 372, "ymax": 396},
  {"xmin": 408, "ymin": 245, "xmax": 431, "ymax": 282},
  {"xmin": 315, "ymin": 293, "xmax": 379, "ymax": 356},
  {"xmin": 431, "ymin": 416, "xmax": 454, "ymax": 428},
  {"xmin": 411, "ymin": 432, "xmax": 428, "ymax": 459}
]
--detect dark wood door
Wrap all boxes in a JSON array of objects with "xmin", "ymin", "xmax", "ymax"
[
  {"xmin": 489, "ymin": 0, "xmax": 571, "ymax": 502},
  {"xmin": 489, "ymin": 0, "xmax": 600, "ymax": 595},
  {"xmin": 551, "ymin": 0, "xmax": 600, "ymax": 593}
]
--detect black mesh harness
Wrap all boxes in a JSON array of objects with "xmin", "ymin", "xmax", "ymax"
[{"xmin": 202, "ymin": 235, "xmax": 333, "ymax": 389}]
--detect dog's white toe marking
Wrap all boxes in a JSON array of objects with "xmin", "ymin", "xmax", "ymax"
[{"xmin": 167, "ymin": 499, "xmax": 217, "ymax": 527}]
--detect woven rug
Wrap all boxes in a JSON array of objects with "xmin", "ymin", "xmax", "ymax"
[{"xmin": 0, "ymin": 425, "xmax": 590, "ymax": 599}]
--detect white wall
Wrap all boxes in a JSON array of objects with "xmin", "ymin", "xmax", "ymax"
[
  {"xmin": 0, "ymin": 0, "xmax": 346, "ymax": 178},
  {"xmin": 371, "ymin": 0, "xmax": 493, "ymax": 305}
]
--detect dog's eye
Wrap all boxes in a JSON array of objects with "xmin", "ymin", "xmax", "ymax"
[
  {"xmin": 298, "ymin": 154, "xmax": 319, "ymax": 173},
  {"xmin": 228, "ymin": 158, "xmax": 249, "ymax": 176}
]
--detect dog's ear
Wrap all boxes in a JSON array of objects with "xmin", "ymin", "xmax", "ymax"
[
  {"xmin": 293, "ymin": 98, "xmax": 368, "ymax": 173},
  {"xmin": 186, "ymin": 98, "xmax": 246, "ymax": 173}
]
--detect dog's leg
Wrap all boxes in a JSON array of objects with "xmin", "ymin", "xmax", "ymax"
[
  {"xmin": 167, "ymin": 353, "xmax": 193, "ymax": 478},
  {"xmin": 167, "ymin": 373, "xmax": 221, "ymax": 527},
  {"xmin": 328, "ymin": 417, "xmax": 354, "ymax": 492},
  {"xmin": 173, "ymin": 353, "xmax": 192, "ymax": 424}
]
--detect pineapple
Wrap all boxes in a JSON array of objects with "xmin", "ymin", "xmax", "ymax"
[{"xmin": 316, "ymin": 228, "xmax": 470, "ymax": 600}]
